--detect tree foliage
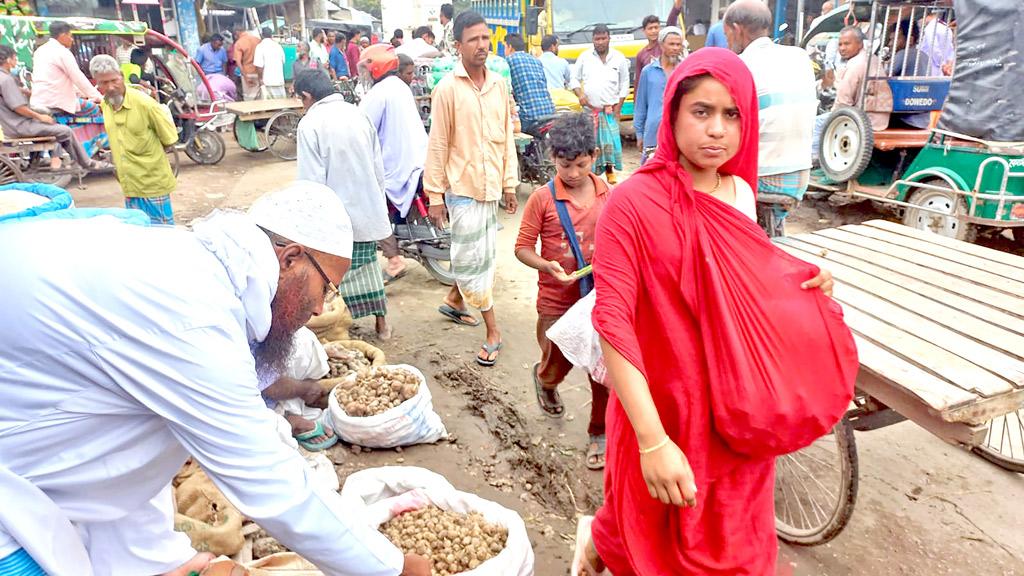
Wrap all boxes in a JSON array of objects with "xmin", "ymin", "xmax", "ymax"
[{"xmin": 352, "ymin": 0, "xmax": 382, "ymax": 19}]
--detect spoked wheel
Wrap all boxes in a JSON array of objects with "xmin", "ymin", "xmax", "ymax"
[
  {"xmin": 265, "ymin": 110, "xmax": 301, "ymax": 160},
  {"xmin": 973, "ymin": 409, "xmax": 1024, "ymax": 473},
  {"xmin": 902, "ymin": 180, "xmax": 975, "ymax": 242},
  {"xmin": 819, "ymin": 107, "xmax": 874, "ymax": 183},
  {"xmin": 184, "ymin": 130, "xmax": 226, "ymax": 165},
  {"xmin": 0, "ymin": 154, "xmax": 23, "ymax": 184},
  {"xmin": 775, "ymin": 418, "xmax": 858, "ymax": 545}
]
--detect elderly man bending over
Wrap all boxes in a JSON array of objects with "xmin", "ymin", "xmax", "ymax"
[{"xmin": 0, "ymin": 182, "xmax": 430, "ymax": 576}]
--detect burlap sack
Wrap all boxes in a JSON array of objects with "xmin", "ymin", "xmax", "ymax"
[
  {"xmin": 318, "ymin": 339, "xmax": 386, "ymax": 396},
  {"xmin": 247, "ymin": 553, "xmax": 322, "ymax": 575},
  {"xmin": 173, "ymin": 461, "xmax": 245, "ymax": 556},
  {"xmin": 305, "ymin": 298, "xmax": 352, "ymax": 343}
]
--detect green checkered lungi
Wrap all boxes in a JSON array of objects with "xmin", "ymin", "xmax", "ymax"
[{"xmin": 338, "ymin": 241, "xmax": 387, "ymax": 319}]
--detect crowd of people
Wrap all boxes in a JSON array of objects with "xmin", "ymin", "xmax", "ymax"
[{"xmin": 0, "ymin": 0, "xmax": 967, "ymax": 574}]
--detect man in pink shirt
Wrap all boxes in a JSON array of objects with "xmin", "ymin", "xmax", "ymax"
[{"xmin": 29, "ymin": 21, "xmax": 102, "ymax": 115}]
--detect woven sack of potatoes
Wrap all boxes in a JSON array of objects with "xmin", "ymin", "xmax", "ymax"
[
  {"xmin": 172, "ymin": 461, "xmax": 245, "ymax": 556},
  {"xmin": 317, "ymin": 339, "xmax": 387, "ymax": 396},
  {"xmin": 305, "ymin": 298, "xmax": 352, "ymax": 343}
]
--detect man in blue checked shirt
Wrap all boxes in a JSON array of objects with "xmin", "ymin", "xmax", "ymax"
[{"xmin": 504, "ymin": 33, "xmax": 555, "ymax": 133}]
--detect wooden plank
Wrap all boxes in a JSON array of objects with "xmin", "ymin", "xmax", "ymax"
[
  {"xmin": 853, "ymin": 337, "xmax": 977, "ymax": 413},
  {"xmin": 842, "ymin": 224, "xmax": 1024, "ymax": 282},
  {"xmin": 856, "ymin": 369, "xmax": 989, "ymax": 447},
  {"xmin": 783, "ymin": 234, "xmax": 1024, "ymax": 321},
  {"xmin": 943, "ymin": 389, "xmax": 1024, "ymax": 426},
  {"xmin": 224, "ymin": 98, "xmax": 303, "ymax": 116},
  {"xmin": 778, "ymin": 237, "xmax": 1024, "ymax": 333},
  {"xmin": 864, "ymin": 220, "xmax": 1024, "ymax": 269},
  {"xmin": 813, "ymin": 227, "xmax": 1024, "ymax": 295},
  {"xmin": 842, "ymin": 306, "xmax": 1014, "ymax": 398},
  {"xmin": 779, "ymin": 240, "xmax": 1024, "ymax": 357}
]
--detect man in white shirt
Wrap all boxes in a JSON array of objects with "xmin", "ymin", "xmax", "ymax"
[
  {"xmin": 0, "ymin": 183, "xmax": 430, "ymax": 576},
  {"xmin": 29, "ymin": 20, "xmax": 103, "ymax": 115},
  {"xmin": 294, "ymin": 69, "xmax": 394, "ymax": 340},
  {"xmin": 253, "ymin": 27, "xmax": 286, "ymax": 99},
  {"xmin": 726, "ymin": 0, "xmax": 818, "ymax": 233},
  {"xmin": 394, "ymin": 25, "xmax": 441, "ymax": 60},
  {"xmin": 570, "ymin": 24, "xmax": 630, "ymax": 183},
  {"xmin": 309, "ymin": 28, "xmax": 330, "ymax": 67}
]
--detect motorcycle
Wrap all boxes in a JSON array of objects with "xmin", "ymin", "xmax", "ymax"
[
  {"xmin": 391, "ymin": 181, "xmax": 454, "ymax": 286},
  {"xmin": 166, "ymin": 88, "xmax": 230, "ymax": 166},
  {"xmin": 517, "ymin": 115, "xmax": 558, "ymax": 186}
]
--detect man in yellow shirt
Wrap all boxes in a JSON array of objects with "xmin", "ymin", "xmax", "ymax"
[
  {"xmin": 424, "ymin": 10, "xmax": 519, "ymax": 367},
  {"xmin": 89, "ymin": 54, "xmax": 179, "ymax": 224}
]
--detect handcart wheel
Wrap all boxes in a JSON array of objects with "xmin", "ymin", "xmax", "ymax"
[
  {"xmin": 184, "ymin": 130, "xmax": 226, "ymax": 165},
  {"xmin": 234, "ymin": 117, "xmax": 268, "ymax": 152},
  {"xmin": 166, "ymin": 146, "xmax": 180, "ymax": 177},
  {"xmin": 0, "ymin": 154, "xmax": 24, "ymax": 184},
  {"xmin": 819, "ymin": 106, "xmax": 873, "ymax": 183},
  {"xmin": 264, "ymin": 110, "xmax": 301, "ymax": 161},
  {"xmin": 973, "ymin": 409, "xmax": 1024, "ymax": 473},
  {"xmin": 775, "ymin": 417, "xmax": 858, "ymax": 545}
]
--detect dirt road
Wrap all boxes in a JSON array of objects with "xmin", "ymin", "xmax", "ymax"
[{"xmin": 71, "ymin": 142, "xmax": 1024, "ymax": 575}]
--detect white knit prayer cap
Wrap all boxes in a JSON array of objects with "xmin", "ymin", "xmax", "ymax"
[
  {"xmin": 248, "ymin": 180, "xmax": 354, "ymax": 259},
  {"xmin": 659, "ymin": 26, "xmax": 684, "ymax": 43}
]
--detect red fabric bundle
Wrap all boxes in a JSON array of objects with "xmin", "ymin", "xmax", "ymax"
[{"xmin": 589, "ymin": 48, "xmax": 858, "ymax": 575}]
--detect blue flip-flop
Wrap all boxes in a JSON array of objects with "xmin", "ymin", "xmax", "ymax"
[{"xmin": 294, "ymin": 420, "xmax": 338, "ymax": 452}]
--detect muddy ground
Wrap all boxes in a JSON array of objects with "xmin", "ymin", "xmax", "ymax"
[{"xmin": 71, "ymin": 141, "xmax": 1024, "ymax": 575}]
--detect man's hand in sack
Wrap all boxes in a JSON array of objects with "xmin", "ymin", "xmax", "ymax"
[
  {"xmin": 502, "ymin": 190, "xmax": 518, "ymax": 214},
  {"xmin": 801, "ymin": 268, "xmax": 834, "ymax": 298},
  {"xmin": 300, "ymin": 379, "xmax": 326, "ymax": 406},
  {"xmin": 545, "ymin": 261, "xmax": 576, "ymax": 285},
  {"xmin": 428, "ymin": 203, "xmax": 448, "ymax": 229},
  {"xmin": 401, "ymin": 553, "xmax": 432, "ymax": 576},
  {"xmin": 641, "ymin": 438, "xmax": 698, "ymax": 508}
]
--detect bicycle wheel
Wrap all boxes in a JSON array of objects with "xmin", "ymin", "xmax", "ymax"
[
  {"xmin": 265, "ymin": 110, "xmax": 301, "ymax": 161},
  {"xmin": 775, "ymin": 418, "xmax": 858, "ymax": 545},
  {"xmin": 0, "ymin": 155, "xmax": 23, "ymax": 184},
  {"xmin": 973, "ymin": 409, "xmax": 1024, "ymax": 473},
  {"xmin": 184, "ymin": 130, "xmax": 226, "ymax": 165}
]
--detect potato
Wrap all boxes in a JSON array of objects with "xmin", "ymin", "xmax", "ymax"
[
  {"xmin": 334, "ymin": 367, "xmax": 421, "ymax": 417},
  {"xmin": 379, "ymin": 505, "xmax": 507, "ymax": 575}
]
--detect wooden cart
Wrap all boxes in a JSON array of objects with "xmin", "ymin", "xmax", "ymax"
[
  {"xmin": 772, "ymin": 220, "xmax": 1024, "ymax": 544},
  {"xmin": 224, "ymin": 98, "xmax": 304, "ymax": 161}
]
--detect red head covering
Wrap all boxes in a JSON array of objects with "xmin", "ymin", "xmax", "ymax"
[{"xmin": 642, "ymin": 47, "xmax": 760, "ymax": 199}]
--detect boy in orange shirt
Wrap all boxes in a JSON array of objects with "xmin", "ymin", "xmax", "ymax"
[{"xmin": 514, "ymin": 112, "xmax": 610, "ymax": 470}]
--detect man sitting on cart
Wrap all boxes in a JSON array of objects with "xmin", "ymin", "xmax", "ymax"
[
  {"xmin": 28, "ymin": 21, "xmax": 103, "ymax": 117},
  {"xmin": 0, "ymin": 45, "xmax": 110, "ymax": 172}
]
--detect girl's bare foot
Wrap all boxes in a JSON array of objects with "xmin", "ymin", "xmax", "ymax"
[{"xmin": 575, "ymin": 536, "xmax": 606, "ymax": 576}]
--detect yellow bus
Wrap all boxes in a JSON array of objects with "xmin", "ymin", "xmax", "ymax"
[{"xmin": 470, "ymin": 0, "xmax": 677, "ymax": 125}]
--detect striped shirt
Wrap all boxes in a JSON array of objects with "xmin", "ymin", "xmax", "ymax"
[{"xmin": 739, "ymin": 37, "xmax": 818, "ymax": 176}]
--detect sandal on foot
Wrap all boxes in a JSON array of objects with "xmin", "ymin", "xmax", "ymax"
[
  {"xmin": 533, "ymin": 362, "xmax": 564, "ymax": 418},
  {"xmin": 438, "ymin": 304, "xmax": 480, "ymax": 326},
  {"xmin": 293, "ymin": 420, "xmax": 337, "ymax": 452},
  {"xmin": 585, "ymin": 434, "xmax": 606, "ymax": 470},
  {"xmin": 382, "ymin": 268, "xmax": 409, "ymax": 285},
  {"xmin": 571, "ymin": 516, "xmax": 610, "ymax": 576},
  {"xmin": 476, "ymin": 341, "xmax": 503, "ymax": 367}
]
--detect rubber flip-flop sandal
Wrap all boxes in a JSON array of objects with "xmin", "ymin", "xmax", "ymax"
[
  {"xmin": 571, "ymin": 516, "xmax": 611, "ymax": 576},
  {"xmin": 533, "ymin": 362, "xmax": 564, "ymax": 418},
  {"xmin": 438, "ymin": 304, "xmax": 480, "ymax": 327},
  {"xmin": 382, "ymin": 268, "xmax": 409, "ymax": 285},
  {"xmin": 585, "ymin": 434, "xmax": 606, "ymax": 471},
  {"xmin": 476, "ymin": 341, "xmax": 503, "ymax": 367},
  {"xmin": 293, "ymin": 420, "xmax": 337, "ymax": 452}
]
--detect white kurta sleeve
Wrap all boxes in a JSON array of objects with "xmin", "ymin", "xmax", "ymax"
[{"xmin": 91, "ymin": 324, "xmax": 404, "ymax": 576}]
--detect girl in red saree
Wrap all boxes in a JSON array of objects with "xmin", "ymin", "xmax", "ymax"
[{"xmin": 575, "ymin": 48, "xmax": 856, "ymax": 575}]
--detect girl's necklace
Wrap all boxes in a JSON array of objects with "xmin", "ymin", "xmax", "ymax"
[{"xmin": 709, "ymin": 172, "xmax": 722, "ymax": 194}]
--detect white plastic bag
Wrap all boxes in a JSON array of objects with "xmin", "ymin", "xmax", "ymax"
[
  {"xmin": 545, "ymin": 292, "xmax": 607, "ymax": 385},
  {"xmin": 327, "ymin": 364, "xmax": 447, "ymax": 448},
  {"xmin": 340, "ymin": 466, "xmax": 535, "ymax": 576}
]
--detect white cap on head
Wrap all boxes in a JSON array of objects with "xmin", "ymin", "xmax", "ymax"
[
  {"xmin": 659, "ymin": 26, "xmax": 684, "ymax": 44},
  {"xmin": 248, "ymin": 180, "xmax": 353, "ymax": 259}
]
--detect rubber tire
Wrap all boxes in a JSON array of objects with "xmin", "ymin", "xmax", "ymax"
[
  {"xmin": 166, "ymin": 146, "xmax": 180, "ymax": 178},
  {"xmin": 819, "ymin": 106, "xmax": 874, "ymax": 183},
  {"xmin": 184, "ymin": 130, "xmax": 226, "ymax": 165},
  {"xmin": 902, "ymin": 180, "xmax": 976, "ymax": 242},
  {"xmin": 0, "ymin": 154, "xmax": 24, "ymax": 185},
  {"xmin": 972, "ymin": 410, "xmax": 1024, "ymax": 474},
  {"xmin": 265, "ymin": 110, "xmax": 301, "ymax": 161},
  {"xmin": 423, "ymin": 256, "xmax": 456, "ymax": 286},
  {"xmin": 775, "ymin": 418, "xmax": 859, "ymax": 546}
]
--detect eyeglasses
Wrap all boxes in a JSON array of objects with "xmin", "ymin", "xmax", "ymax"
[{"xmin": 274, "ymin": 240, "xmax": 339, "ymax": 302}]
